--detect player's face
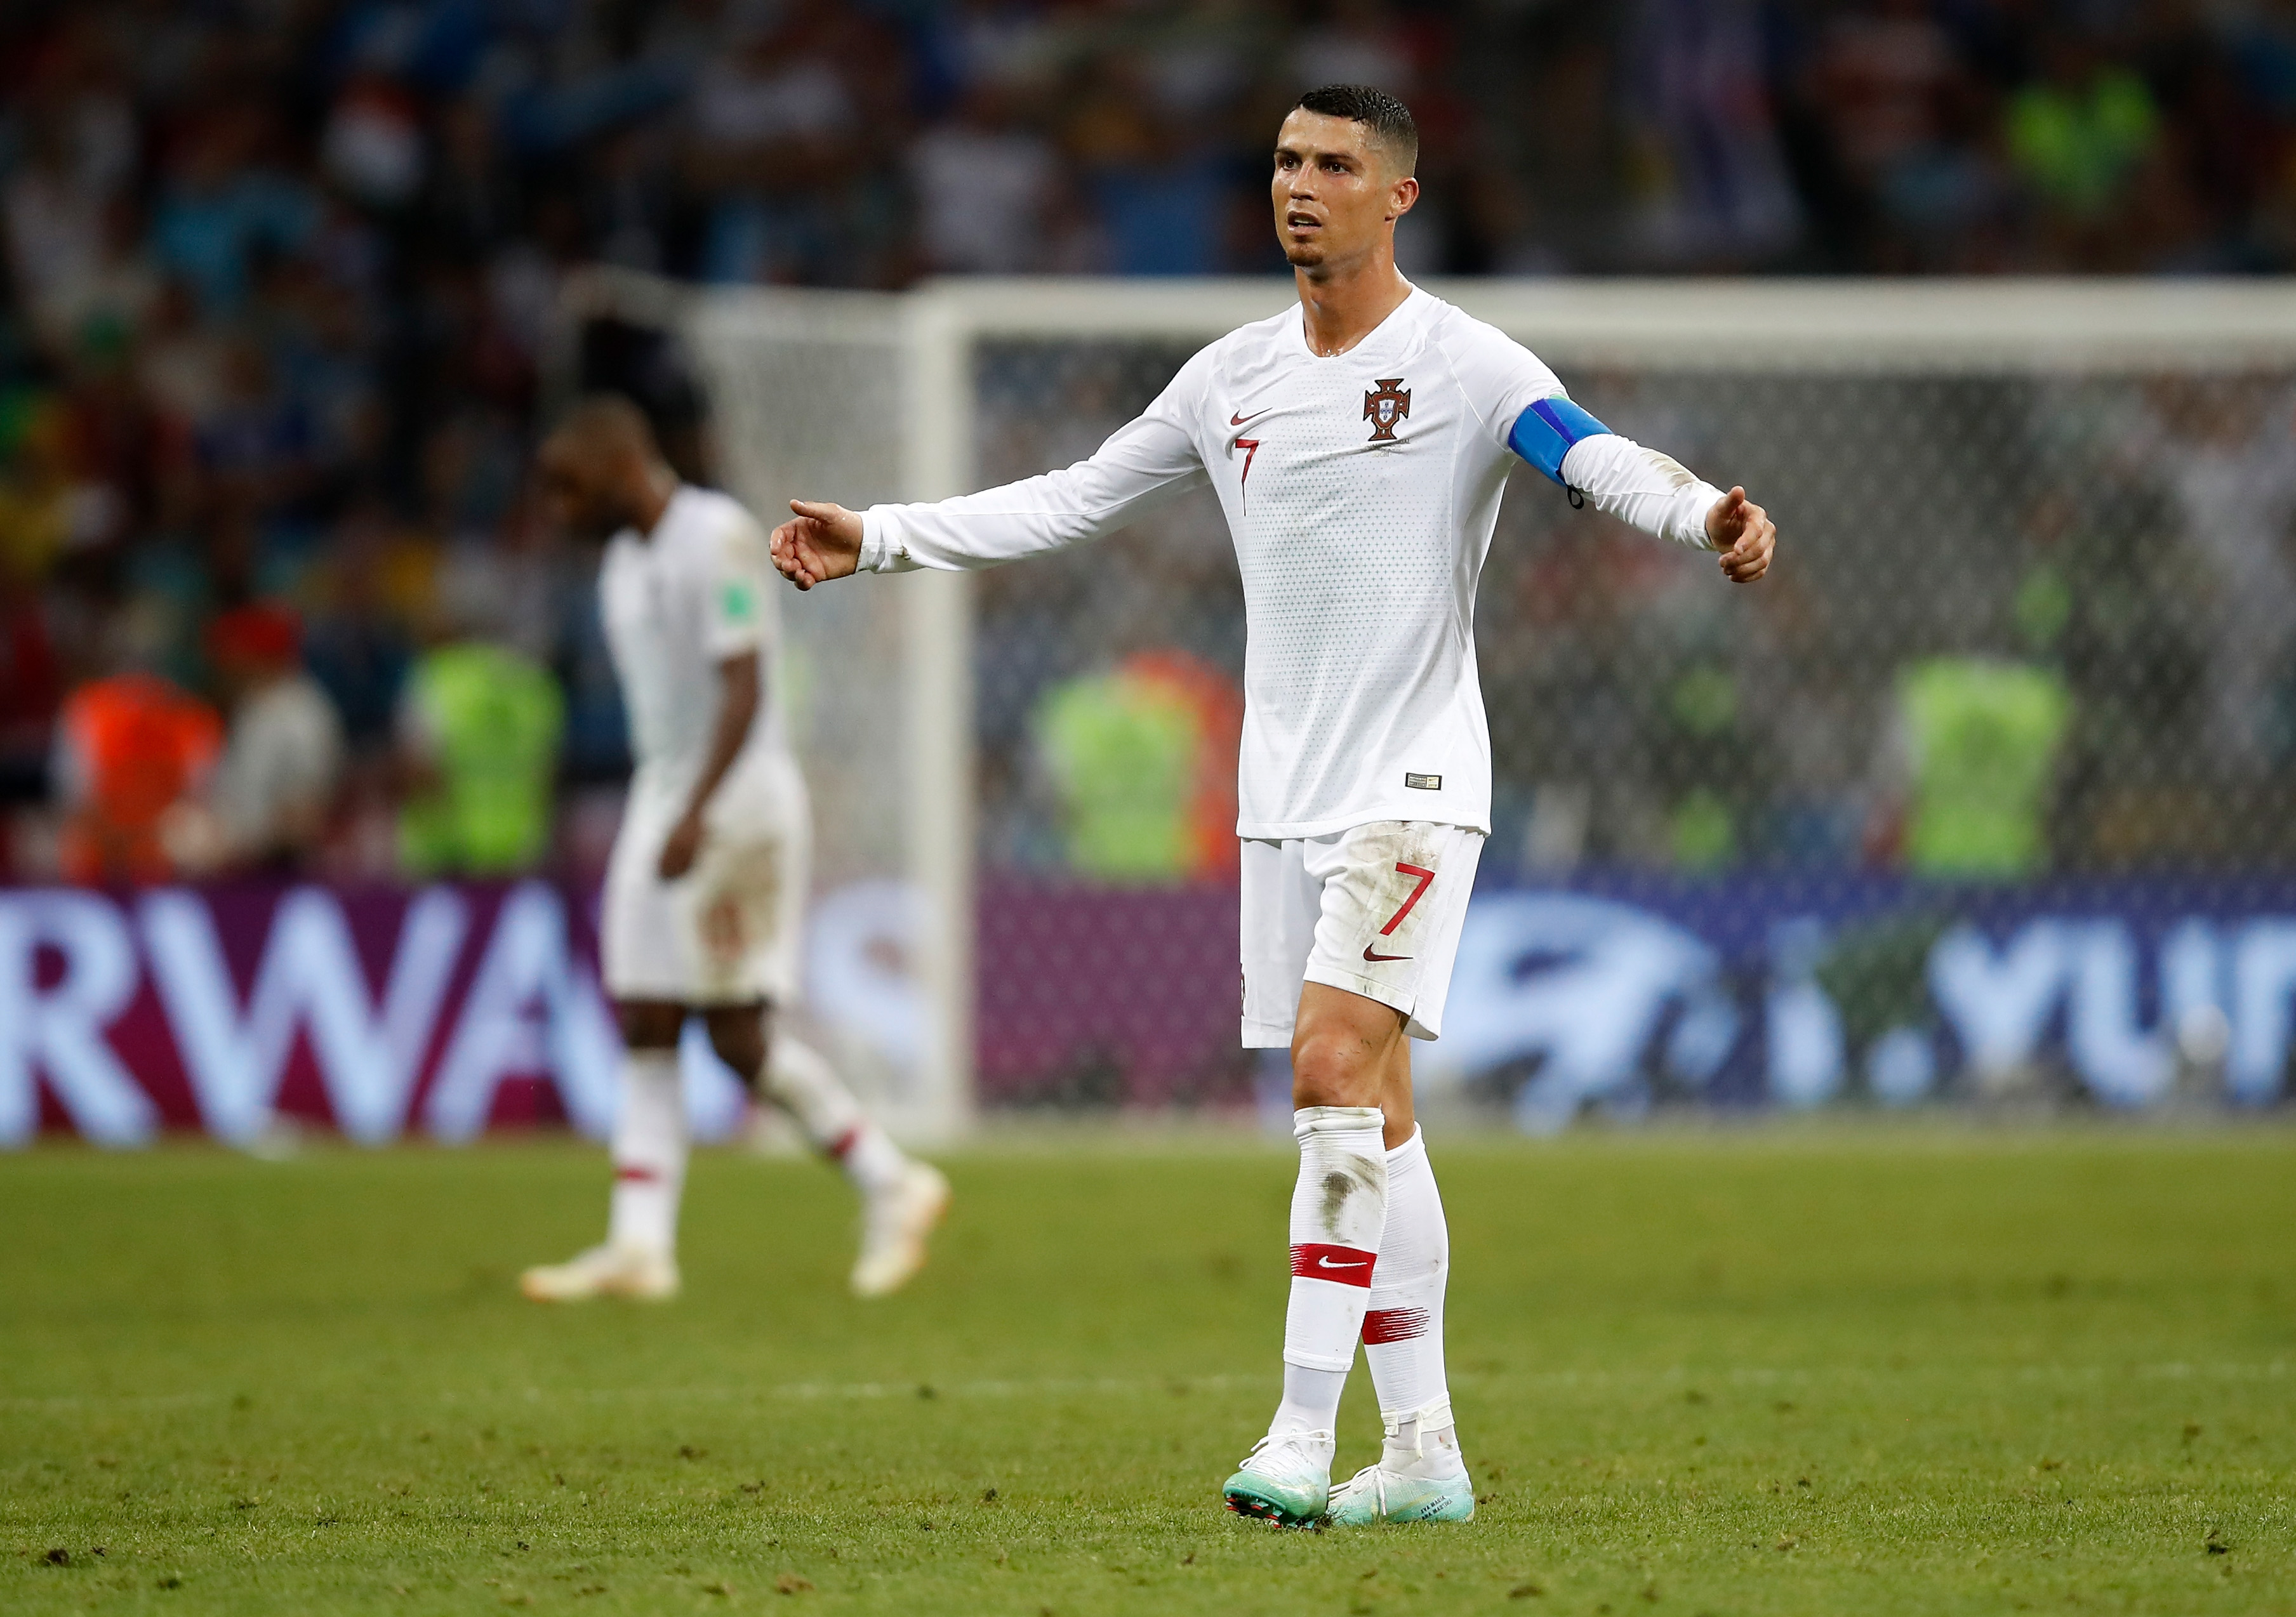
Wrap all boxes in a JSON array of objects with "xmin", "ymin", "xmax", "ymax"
[
  {"xmin": 1270, "ymin": 110, "xmax": 1417, "ymax": 273},
  {"xmin": 536, "ymin": 435, "xmax": 628, "ymax": 542}
]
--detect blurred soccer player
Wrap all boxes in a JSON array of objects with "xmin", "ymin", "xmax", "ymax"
[
  {"xmin": 524, "ymin": 396, "xmax": 947, "ymax": 1303},
  {"xmin": 770, "ymin": 86, "xmax": 1775, "ymax": 1524}
]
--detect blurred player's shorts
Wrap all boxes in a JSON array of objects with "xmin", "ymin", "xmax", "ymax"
[{"xmin": 602, "ymin": 756, "xmax": 809, "ymax": 1006}]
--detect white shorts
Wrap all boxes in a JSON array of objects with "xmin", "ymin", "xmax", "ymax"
[
  {"xmin": 600, "ymin": 758, "xmax": 808, "ymax": 1007},
  {"xmin": 1240, "ymin": 820, "xmax": 1485, "ymax": 1047}
]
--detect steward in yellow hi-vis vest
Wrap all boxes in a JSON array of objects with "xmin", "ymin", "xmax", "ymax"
[
  {"xmin": 396, "ymin": 641, "xmax": 564, "ymax": 876},
  {"xmin": 1899, "ymin": 657, "xmax": 2070, "ymax": 878}
]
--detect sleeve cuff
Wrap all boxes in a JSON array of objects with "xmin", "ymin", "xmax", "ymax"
[
  {"xmin": 859, "ymin": 507, "xmax": 917, "ymax": 574},
  {"xmin": 1680, "ymin": 484, "xmax": 1727, "ymax": 551},
  {"xmin": 859, "ymin": 508, "xmax": 891, "ymax": 572}
]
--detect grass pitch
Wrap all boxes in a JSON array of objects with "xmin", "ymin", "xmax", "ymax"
[{"xmin": 3, "ymin": 1128, "xmax": 2292, "ymax": 1615}]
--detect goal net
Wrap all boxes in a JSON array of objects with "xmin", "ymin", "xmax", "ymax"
[{"xmin": 580, "ymin": 274, "xmax": 2296, "ymax": 1132}]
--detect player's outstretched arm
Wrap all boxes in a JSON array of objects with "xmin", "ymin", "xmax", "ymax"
[
  {"xmin": 769, "ymin": 500, "xmax": 864, "ymax": 591},
  {"xmin": 1704, "ymin": 487, "xmax": 1775, "ymax": 584},
  {"xmin": 1505, "ymin": 397, "xmax": 1776, "ymax": 582},
  {"xmin": 770, "ymin": 368, "xmax": 1211, "ymax": 587}
]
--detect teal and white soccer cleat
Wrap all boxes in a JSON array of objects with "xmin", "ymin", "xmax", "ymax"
[
  {"xmin": 1324, "ymin": 1462, "xmax": 1475, "ymax": 1526},
  {"xmin": 1222, "ymin": 1430, "xmax": 1335, "ymax": 1527},
  {"xmin": 519, "ymin": 1243, "xmax": 680, "ymax": 1302}
]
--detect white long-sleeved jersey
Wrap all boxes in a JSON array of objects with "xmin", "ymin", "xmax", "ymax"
[{"xmin": 860, "ymin": 286, "xmax": 1723, "ymax": 838}]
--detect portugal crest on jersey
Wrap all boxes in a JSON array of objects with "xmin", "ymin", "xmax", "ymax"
[{"xmin": 1364, "ymin": 378, "xmax": 1410, "ymax": 442}]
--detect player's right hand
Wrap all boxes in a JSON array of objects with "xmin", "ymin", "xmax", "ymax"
[
  {"xmin": 1706, "ymin": 487, "xmax": 1775, "ymax": 583},
  {"xmin": 770, "ymin": 500, "xmax": 865, "ymax": 590}
]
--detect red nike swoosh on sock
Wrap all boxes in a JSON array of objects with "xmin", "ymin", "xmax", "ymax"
[{"xmin": 1291, "ymin": 1243, "xmax": 1376, "ymax": 1286}]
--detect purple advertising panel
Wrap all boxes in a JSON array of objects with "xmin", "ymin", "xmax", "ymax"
[
  {"xmin": 977, "ymin": 882, "xmax": 1245, "ymax": 1109},
  {"xmin": 974, "ymin": 873, "xmax": 2296, "ymax": 1123},
  {"xmin": 1, "ymin": 881, "xmax": 621, "ymax": 1147},
  {"xmin": 9, "ymin": 873, "xmax": 2296, "ymax": 1142}
]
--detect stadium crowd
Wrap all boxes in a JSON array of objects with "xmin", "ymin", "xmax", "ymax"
[{"xmin": 4, "ymin": 0, "xmax": 2296, "ymax": 883}]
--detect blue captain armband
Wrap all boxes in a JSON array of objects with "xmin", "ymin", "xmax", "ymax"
[{"xmin": 1506, "ymin": 395, "xmax": 1612, "ymax": 487}]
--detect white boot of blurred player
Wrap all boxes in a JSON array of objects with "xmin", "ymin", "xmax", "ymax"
[
  {"xmin": 759, "ymin": 1035, "xmax": 948, "ymax": 1297},
  {"xmin": 521, "ymin": 1050, "xmax": 684, "ymax": 1302}
]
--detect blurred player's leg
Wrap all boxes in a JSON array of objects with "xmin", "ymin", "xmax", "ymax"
[
  {"xmin": 732, "ymin": 777, "xmax": 946, "ymax": 1297},
  {"xmin": 524, "ymin": 787, "xmax": 693, "ymax": 1302},
  {"xmin": 758, "ymin": 1033, "xmax": 948, "ymax": 1298},
  {"xmin": 607, "ymin": 1048, "xmax": 689, "ymax": 1257},
  {"xmin": 522, "ymin": 1044, "xmax": 684, "ymax": 1302},
  {"xmin": 1327, "ymin": 1126, "xmax": 1472, "ymax": 1524}
]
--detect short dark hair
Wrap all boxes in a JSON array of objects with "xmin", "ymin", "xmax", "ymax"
[
  {"xmin": 1294, "ymin": 84, "xmax": 1418, "ymax": 175},
  {"xmin": 550, "ymin": 392, "xmax": 661, "ymax": 458}
]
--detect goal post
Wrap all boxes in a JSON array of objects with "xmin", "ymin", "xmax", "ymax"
[{"xmin": 568, "ymin": 272, "xmax": 2296, "ymax": 1129}]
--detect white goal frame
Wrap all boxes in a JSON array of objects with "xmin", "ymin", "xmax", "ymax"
[{"xmin": 565, "ymin": 272, "xmax": 2296, "ymax": 1138}]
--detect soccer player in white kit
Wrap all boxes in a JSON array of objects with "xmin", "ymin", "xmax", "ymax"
[
  {"xmin": 521, "ymin": 397, "xmax": 948, "ymax": 1304},
  {"xmin": 769, "ymin": 87, "xmax": 1777, "ymax": 1524}
]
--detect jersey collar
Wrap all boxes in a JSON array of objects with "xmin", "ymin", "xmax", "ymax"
[{"xmin": 1291, "ymin": 282, "xmax": 1425, "ymax": 366}]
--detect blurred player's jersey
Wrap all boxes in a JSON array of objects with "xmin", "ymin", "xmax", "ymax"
[
  {"xmin": 599, "ymin": 485, "xmax": 790, "ymax": 807},
  {"xmin": 861, "ymin": 288, "xmax": 1648, "ymax": 838},
  {"xmin": 598, "ymin": 484, "xmax": 806, "ymax": 1006}
]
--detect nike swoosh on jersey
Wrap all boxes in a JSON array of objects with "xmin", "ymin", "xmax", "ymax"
[
  {"xmin": 1229, "ymin": 408, "xmax": 1271, "ymax": 426},
  {"xmin": 1363, "ymin": 945, "xmax": 1412, "ymax": 962},
  {"xmin": 1315, "ymin": 1255, "xmax": 1369, "ymax": 1270}
]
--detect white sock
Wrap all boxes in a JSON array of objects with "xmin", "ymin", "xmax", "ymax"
[
  {"xmin": 1270, "ymin": 1105, "xmax": 1388, "ymax": 1437},
  {"xmin": 607, "ymin": 1050, "xmax": 686, "ymax": 1255},
  {"xmin": 1364, "ymin": 1126, "xmax": 1464, "ymax": 1479},
  {"xmin": 1273, "ymin": 1363, "xmax": 1350, "ymax": 1436},
  {"xmin": 760, "ymin": 1034, "xmax": 908, "ymax": 1198}
]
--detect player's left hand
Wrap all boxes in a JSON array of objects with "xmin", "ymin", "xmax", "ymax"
[
  {"xmin": 658, "ymin": 810, "xmax": 705, "ymax": 880},
  {"xmin": 1706, "ymin": 487, "xmax": 1775, "ymax": 583}
]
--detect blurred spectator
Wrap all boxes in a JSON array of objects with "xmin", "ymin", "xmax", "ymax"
[
  {"xmin": 321, "ymin": 72, "xmax": 427, "ymax": 214},
  {"xmin": 910, "ymin": 85, "xmax": 1060, "ymax": 274},
  {"xmin": 1063, "ymin": 60, "xmax": 1230, "ymax": 277},
  {"xmin": 1032, "ymin": 650, "xmax": 1240, "ymax": 884},
  {"xmin": 686, "ymin": 3, "xmax": 862, "ymax": 284},
  {"xmin": 1803, "ymin": 0, "xmax": 2006, "ymax": 268},
  {"xmin": 150, "ymin": 109, "xmax": 315, "ymax": 317},
  {"xmin": 1870, "ymin": 659, "xmax": 2071, "ymax": 879},
  {"xmin": 1120, "ymin": 649, "xmax": 1243, "ymax": 884},
  {"xmin": 2142, "ymin": 378, "xmax": 2296, "ymax": 775},
  {"xmin": 6, "ymin": 114, "xmax": 116, "ymax": 336},
  {"xmin": 202, "ymin": 602, "xmax": 345, "ymax": 874},
  {"xmin": 0, "ymin": 553, "xmax": 62, "ymax": 803},
  {"xmin": 395, "ymin": 633, "xmax": 564, "ymax": 880},
  {"xmin": 1034, "ymin": 663, "xmax": 1199, "ymax": 883},
  {"xmin": 1624, "ymin": 0, "xmax": 1802, "ymax": 267},
  {"xmin": 52, "ymin": 666, "xmax": 220, "ymax": 885},
  {"xmin": 2008, "ymin": 37, "xmax": 2163, "ymax": 261},
  {"xmin": 300, "ymin": 503, "xmax": 416, "ymax": 756}
]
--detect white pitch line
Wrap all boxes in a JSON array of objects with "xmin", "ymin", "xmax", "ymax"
[{"xmin": 6, "ymin": 1360, "xmax": 2284, "ymax": 1415}]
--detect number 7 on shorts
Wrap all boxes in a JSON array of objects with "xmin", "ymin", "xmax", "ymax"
[{"xmin": 1378, "ymin": 862, "xmax": 1437, "ymax": 937}]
